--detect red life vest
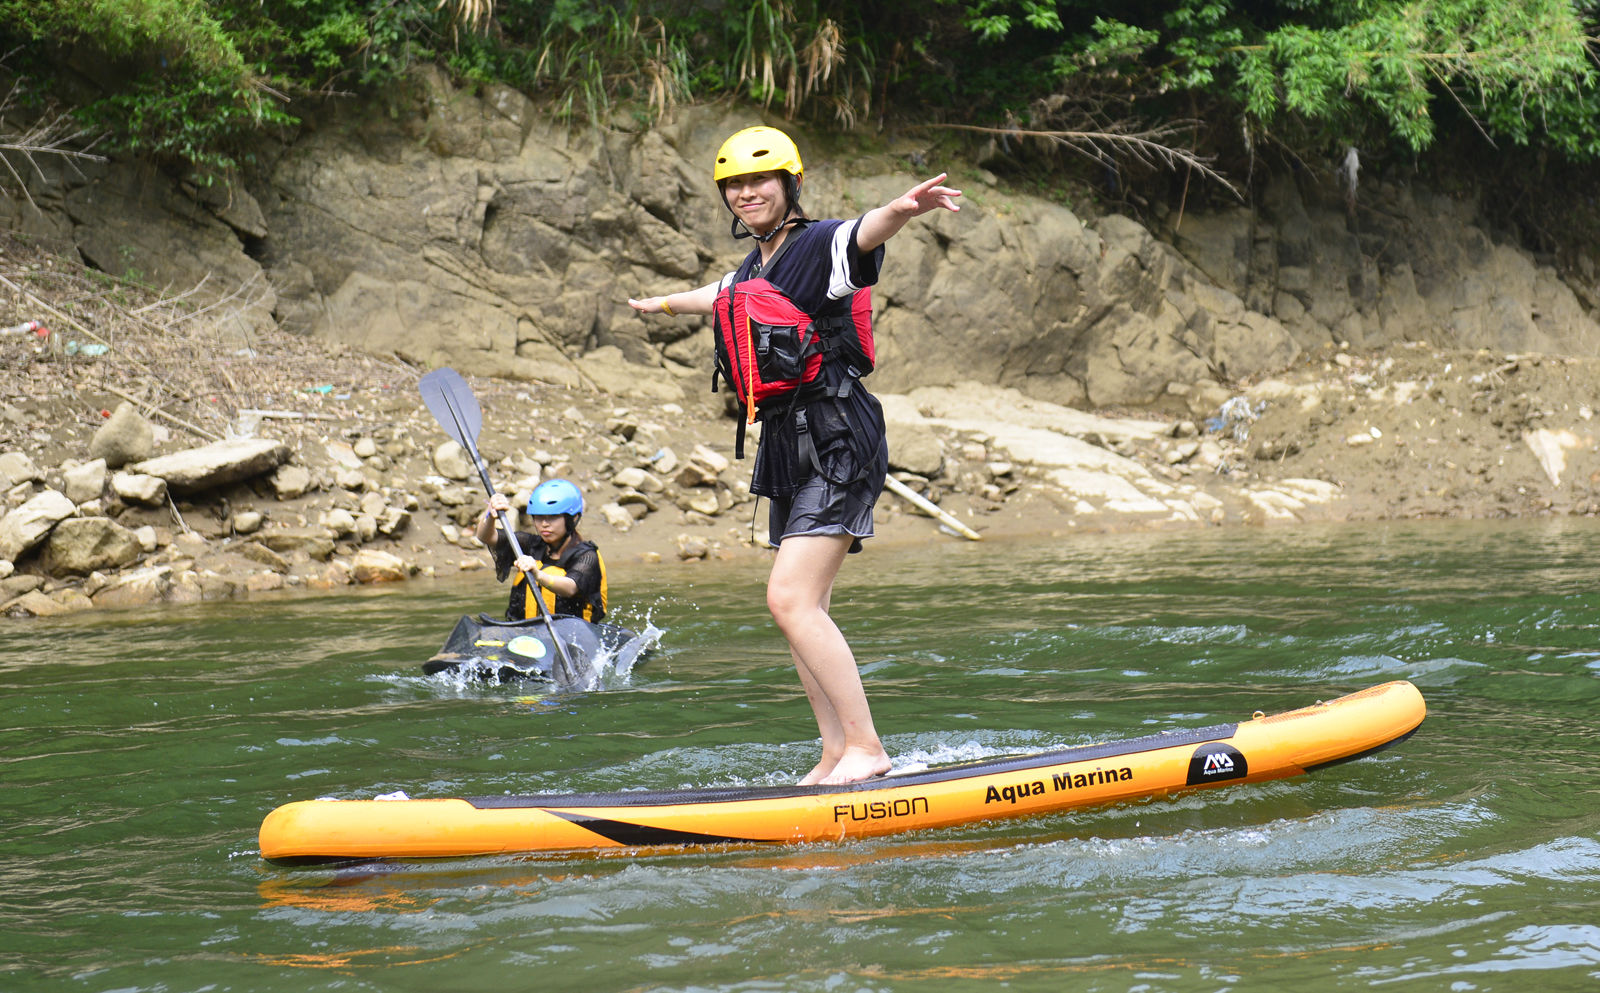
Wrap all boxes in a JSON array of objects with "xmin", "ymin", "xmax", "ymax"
[{"xmin": 712, "ymin": 277, "xmax": 875, "ymax": 430}]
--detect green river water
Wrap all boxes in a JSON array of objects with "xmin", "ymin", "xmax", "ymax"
[{"xmin": 3, "ymin": 519, "xmax": 1597, "ymax": 992}]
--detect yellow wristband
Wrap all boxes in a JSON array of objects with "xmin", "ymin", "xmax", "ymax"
[{"xmin": 660, "ymin": 298, "xmax": 674, "ymax": 316}]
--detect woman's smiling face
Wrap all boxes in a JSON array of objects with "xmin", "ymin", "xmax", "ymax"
[{"xmin": 721, "ymin": 171, "xmax": 787, "ymax": 234}]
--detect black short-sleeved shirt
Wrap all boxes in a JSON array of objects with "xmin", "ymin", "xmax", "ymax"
[
  {"xmin": 725, "ymin": 218, "xmax": 882, "ymax": 318},
  {"xmin": 721, "ymin": 218, "xmax": 888, "ymax": 499}
]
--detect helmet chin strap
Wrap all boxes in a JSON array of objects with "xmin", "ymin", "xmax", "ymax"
[{"xmin": 731, "ymin": 213, "xmax": 805, "ymax": 243}]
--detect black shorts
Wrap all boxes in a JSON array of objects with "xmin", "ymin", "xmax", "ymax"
[
  {"xmin": 754, "ymin": 388, "xmax": 888, "ymax": 552},
  {"xmin": 766, "ymin": 467, "xmax": 882, "ymax": 552}
]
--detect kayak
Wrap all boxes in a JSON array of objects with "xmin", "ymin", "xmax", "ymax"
[
  {"xmin": 259, "ymin": 680, "xmax": 1425, "ymax": 863},
  {"xmin": 423, "ymin": 613, "xmax": 654, "ymax": 683}
]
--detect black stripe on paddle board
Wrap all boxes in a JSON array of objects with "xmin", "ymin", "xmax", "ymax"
[
  {"xmin": 546, "ymin": 810, "xmax": 765, "ymax": 847},
  {"xmin": 466, "ymin": 722, "xmax": 1239, "ymax": 811}
]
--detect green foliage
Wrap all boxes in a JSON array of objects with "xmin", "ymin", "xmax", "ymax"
[
  {"xmin": 1222, "ymin": 1, "xmax": 1597, "ymax": 153},
  {"xmin": 85, "ymin": 75, "xmax": 297, "ymax": 175},
  {"xmin": 930, "ymin": 0, "xmax": 1598, "ymax": 160},
  {"xmin": 0, "ymin": 0, "xmax": 246, "ymax": 74},
  {"xmin": 0, "ymin": 0, "xmax": 448, "ymax": 176},
  {"xmin": 0, "ymin": 0, "xmax": 1596, "ymax": 180},
  {"xmin": 955, "ymin": 0, "xmax": 1064, "ymax": 41},
  {"xmin": 529, "ymin": 1, "xmax": 690, "ymax": 122}
]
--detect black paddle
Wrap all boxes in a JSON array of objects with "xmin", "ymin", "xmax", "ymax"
[{"xmin": 418, "ymin": 367, "xmax": 583, "ymax": 686}]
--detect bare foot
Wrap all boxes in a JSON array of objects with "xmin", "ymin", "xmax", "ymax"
[
  {"xmin": 816, "ymin": 747, "xmax": 891, "ymax": 785},
  {"xmin": 798, "ymin": 756, "xmax": 839, "ymax": 786}
]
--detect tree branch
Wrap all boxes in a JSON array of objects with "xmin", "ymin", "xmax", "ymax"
[
  {"xmin": 0, "ymin": 78, "xmax": 107, "ymax": 210},
  {"xmin": 913, "ymin": 120, "xmax": 1243, "ymax": 202}
]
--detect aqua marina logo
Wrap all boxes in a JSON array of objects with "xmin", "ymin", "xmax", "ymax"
[{"xmin": 1186, "ymin": 743, "xmax": 1248, "ymax": 785}]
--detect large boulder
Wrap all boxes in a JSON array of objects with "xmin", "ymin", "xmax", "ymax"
[
  {"xmin": 39, "ymin": 517, "xmax": 143, "ymax": 574},
  {"xmin": 90, "ymin": 402, "xmax": 155, "ymax": 468},
  {"xmin": 0, "ymin": 490, "xmax": 76, "ymax": 561},
  {"xmin": 92, "ymin": 565, "xmax": 175, "ymax": 608},
  {"xmin": 4, "ymin": 589, "xmax": 81, "ymax": 618},
  {"xmin": 0, "ymin": 451, "xmax": 42, "ymax": 487},
  {"xmin": 885, "ymin": 416, "xmax": 945, "ymax": 477},
  {"xmin": 111, "ymin": 471, "xmax": 168, "ymax": 506},
  {"xmin": 62, "ymin": 459, "xmax": 109, "ymax": 505},
  {"xmin": 131, "ymin": 439, "xmax": 290, "ymax": 494},
  {"xmin": 351, "ymin": 548, "xmax": 410, "ymax": 583}
]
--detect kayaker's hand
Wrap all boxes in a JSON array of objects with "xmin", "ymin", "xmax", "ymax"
[
  {"xmin": 515, "ymin": 555, "xmax": 539, "ymax": 578},
  {"xmin": 487, "ymin": 492, "xmax": 511, "ymax": 516}
]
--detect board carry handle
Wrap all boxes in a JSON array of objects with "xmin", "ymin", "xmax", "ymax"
[{"xmin": 418, "ymin": 367, "xmax": 584, "ymax": 686}]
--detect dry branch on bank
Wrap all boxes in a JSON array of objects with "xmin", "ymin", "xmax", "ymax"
[{"xmin": 0, "ymin": 230, "xmax": 416, "ymax": 456}]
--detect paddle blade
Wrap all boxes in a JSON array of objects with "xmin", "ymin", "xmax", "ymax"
[{"xmin": 418, "ymin": 368, "xmax": 483, "ymax": 449}]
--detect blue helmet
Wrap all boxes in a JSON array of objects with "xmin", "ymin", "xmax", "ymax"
[{"xmin": 527, "ymin": 478, "xmax": 584, "ymax": 518}]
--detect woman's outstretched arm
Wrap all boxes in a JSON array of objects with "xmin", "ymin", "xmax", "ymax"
[
  {"xmin": 855, "ymin": 174, "xmax": 962, "ymax": 253},
  {"xmin": 628, "ymin": 279, "xmax": 721, "ymax": 317}
]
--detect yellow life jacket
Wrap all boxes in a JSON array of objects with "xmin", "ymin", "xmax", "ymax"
[{"xmin": 510, "ymin": 540, "xmax": 607, "ymax": 622}]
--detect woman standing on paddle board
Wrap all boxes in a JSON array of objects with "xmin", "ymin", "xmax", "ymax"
[
  {"xmin": 476, "ymin": 479, "xmax": 608, "ymax": 623},
  {"xmin": 629, "ymin": 126, "xmax": 960, "ymax": 785}
]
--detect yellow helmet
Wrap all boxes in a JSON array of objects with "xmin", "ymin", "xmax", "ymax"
[{"xmin": 713, "ymin": 126, "xmax": 803, "ymax": 184}]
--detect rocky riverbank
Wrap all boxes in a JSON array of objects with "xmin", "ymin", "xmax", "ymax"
[{"xmin": 4, "ymin": 295, "xmax": 1598, "ymax": 620}]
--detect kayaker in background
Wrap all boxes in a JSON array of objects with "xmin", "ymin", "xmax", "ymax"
[
  {"xmin": 628, "ymin": 125, "xmax": 960, "ymax": 785},
  {"xmin": 475, "ymin": 478, "xmax": 608, "ymax": 623}
]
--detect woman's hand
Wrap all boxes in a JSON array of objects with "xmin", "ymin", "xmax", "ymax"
[
  {"xmin": 627, "ymin": 294, "xmax": 678, "ymax": 313},
  {"xmin": 477, "ymin": 492, "xmax": 510, "ymax": 544},
  {"xmin": 858, "ymin": 173, "xmax": 962, "ymax": 251},
  {"xmin": 892, "ymin": 174, "xmax": 963, "ymax": 219}
]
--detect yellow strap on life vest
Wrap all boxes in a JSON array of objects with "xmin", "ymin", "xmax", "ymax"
[
  {"xmin": 511, "ymin": 567, "xmax": 560, "ymax": 619},
  {"xmin": 743, "ymin": 313, "xmax": 757, "ymax": 424},
  {"xmin": 514, "ymin": 552, "xmax": 606, "ymax": 622}
]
